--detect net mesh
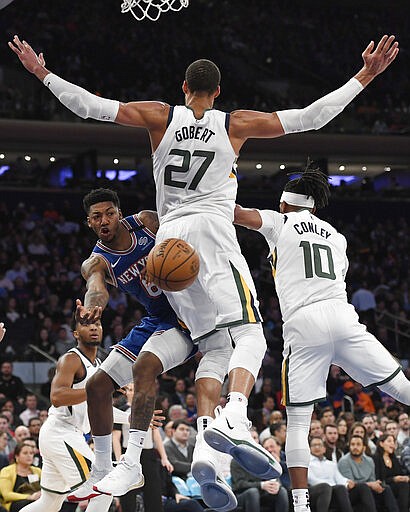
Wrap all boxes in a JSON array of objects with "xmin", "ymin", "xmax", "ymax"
[{"xmin": 121, "ymin": 0, "xmax": 189, "ymax": 21}]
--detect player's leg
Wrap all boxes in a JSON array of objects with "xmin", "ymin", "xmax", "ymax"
[
  {"xmin": 333, "ymin": 302, "xmax": 410, "ymax": 405},
  {"xmin": 191, "ymin": 330, "xmax": 237, "ymax": 512},
  {"xmin": 204, "ymin": 323, "xmax": 284, "ymax": 480},
  {"xmin": 68, "ymin": 350, "xmax": 132, "ymax": 502},
  {"xmin": 18, "ymin": 491, "xmax": 67, "ymax": 512},
  {"xmin": 280, "ymin": 303, "xmax": 333, "ymax": 512},
  {"xmin": 94, "ymin": 326, "xmax": 195, "ymax": 496}
]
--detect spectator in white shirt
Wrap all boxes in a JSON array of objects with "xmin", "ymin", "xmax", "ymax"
[
  {"xmin": 19, "ymin": 393, "xmax": 40, "ymax": 426},
  {"xmin": 308, "ymin": 437, "xmax": 354, "ymax": 512}
]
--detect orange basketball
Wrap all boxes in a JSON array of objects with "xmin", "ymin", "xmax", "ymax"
[{"xmin": 146, "ymin": 238, "xmax": 200, "ymax": 292}]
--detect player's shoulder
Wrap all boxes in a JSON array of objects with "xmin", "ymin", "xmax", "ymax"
[
  {"xmin": 81, "ymin": 252, "xmax": 108, "ymax": 275},
  {"xmin": 57, "ymin": 350, "xmax": 82, "ymax": 371}
]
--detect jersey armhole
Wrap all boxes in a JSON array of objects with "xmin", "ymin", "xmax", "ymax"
[
  {"xmin": 166, "ymin": 106, "xmax": 175, "ymax": 128},
  {"xmin": 225, "ymin": 112, "xmax": 230, "ymax": 134}
]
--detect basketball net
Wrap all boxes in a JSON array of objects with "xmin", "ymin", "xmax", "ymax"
[{"xmin": 121, "ymin": 0, "xmax": 189, "ymax": 21}]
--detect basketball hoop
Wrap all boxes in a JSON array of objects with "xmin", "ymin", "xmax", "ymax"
[{"xmin": 121, "ymin": 0, "xmax": 189, "ymax": 21}]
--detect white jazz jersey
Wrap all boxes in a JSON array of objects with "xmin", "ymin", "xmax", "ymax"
[
  {"xmin": 48, "ymin": 348, "xmax": 101, "ymax": 433},
  {"xmin": 258, "ymin": 209, "xmax": 349, "ymax": 322},
  {"xmin": 153, "ymin": 105, "xmax": 237, "ymax": 223}
]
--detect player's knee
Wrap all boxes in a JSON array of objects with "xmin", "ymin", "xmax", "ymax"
[
  {"xmin": 286, "ymin": 405, "xmax": 313, "ymax": 468},
  {"xmin": 195, "ymin": 347, "xmax": 231, "ymax": 382},
  {"xmin": 379, "ymin": 371, "xmax": 410, "ymax": 406},
  {"xmin": 228, "ymin": 323, "xmax": 266, "ymax": 380},
  {"xmin": 86, "ymin": 369, "xmax": 114, "ymax": 398},
  {"xmin": 132, "ymin": 352, "xmax": 162, "ymax": 385}
]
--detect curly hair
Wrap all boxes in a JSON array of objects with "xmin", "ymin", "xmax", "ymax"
[{"xmin": 285, "ymin": 159, "xmax": 330, "ymax": 210}]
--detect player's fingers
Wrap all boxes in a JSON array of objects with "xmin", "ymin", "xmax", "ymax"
[
  {"xmin": 375, "ymin": 34, "xmax": 389, "ymax": 53},
  {"xmin": 362, "ymin": 40, "xmax": 374, "ymax": 57},
  {"xmin": 385, "ymin": 41, "xmax": 399, "ymax": 58},
  {"xmin": 76, "ymin": 298, "xmax": 83, "ymax": 307},
  {"xmin": 381, "ymin": 35, "xmax": 395, "ymax": 53},
  {"xmin": 387, "ymin": 47, "xmax": 399, "ymax": 63},
  {"xmin": 13, "ymin": 35, "xmax": 25, "ymax": 51},
  {"xmin": 8, "ymin": 41, "xmax": 21, "ymax": 54}
]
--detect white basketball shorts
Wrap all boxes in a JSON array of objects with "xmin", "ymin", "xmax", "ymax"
[
  {"xmin": 156, "ymin": 214, "xmax": 262, "ymax": 341},
  {"xmin": 39, "ymin": 415, "xmax": 94, "ymax": 494},
  {"xmin": 281, "ymin": 299, "xmax": 401, "ymax": 406},
  {"xmin": 100, "ymin": 327, "xmax": 195, "ymax": 388}
]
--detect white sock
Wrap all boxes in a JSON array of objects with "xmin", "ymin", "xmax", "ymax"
[
  {"xmin": 225, "ymin": 392, "xmax": 248, "ymax": 415},
  {"xmin": 93, "ymin": 434, "xmax": 113, "ymax": 471},
  {"xmin": 123, "ymin": 429, "xmax": 146, "ymax": 466},
  {"xmin": 197, "ymin": 416, "xmax": 213, "ymax": 434},
  {"xmin": 292, "ymin": 489, "xmax": 310, "ymax": 511}
]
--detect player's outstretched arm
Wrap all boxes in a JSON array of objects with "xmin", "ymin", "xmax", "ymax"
[
  {"xmin": 234, "ymin": 205, "xmax": 263, "ymax": 230},
  {"xmin": 75, "ymin": 255, "xmax": 109, "ymax": 325},
  {"xmin": 8, "ymin": 35, "xmax": 167, "ymax": 132},
  {"xmin": 229, "ymin": 35, "xmax": 399, "ymax": 152}
]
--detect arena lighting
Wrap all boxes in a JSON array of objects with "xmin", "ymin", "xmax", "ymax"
[
  {"xmin": 113, "ymin": 158, "xmax": 119, "ymax": 164},
  {"xmin": 0, "ymin": 165, "xmax": 9, "ymax": 176},
  {"xmin": 49, "ymin": 156, "xmax": 56, "ymax": 162},
  {"xmin": 384, "ymin": 166, "xmax": 391, "ymax": 172},
  {"xmin": 339, "ymin": 165, "xmax": 345, "ymax": 171},
  {"xmin": 255, "ymin": 163, "xmax": 262, "ymax": 169},
  {"xmin": 24, "ymin": 155, "xmax": 31, "ymax": 161},
  {"xmin": 362, "ymin": 166, "xmax": 367, "ymax": 171},
  {"xmin": 279, "ymin": 164, "xmax": 286, "ymax": 170},
  {"xmin": 0, "ymin": 153, "xmax": 4, "ymax": 159}
]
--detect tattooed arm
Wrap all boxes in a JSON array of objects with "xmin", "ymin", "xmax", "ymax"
[
  {"xmin": 137, "ymin": 210, "xmax": 159, "ymax": 234},
  {"xmin": 75, "ymin": 255, "xmax": 109, "ymax": 324}
]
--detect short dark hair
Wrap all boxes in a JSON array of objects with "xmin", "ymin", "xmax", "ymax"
[
  {"xmin": 172, "ymin": 419, "xmax": 190, "ymax": 431},
  {"xmin": 324, "ymin": 423, "xmax": 338, "ymax": 434},
  {"xmin": 320, "ymin": 406, "xmax": 335, "ymax": 418},
  {"xmin": 185, "ymin": 59, "xmax": 221, "ymax": 95},
  {"xmin": 83, "ymin": 188, "xmax": 120, "ymax": 214},
  {"xmin": 349, "ymin": 434, "xmax": 364, "ymax": 445},
  {"xmin": 285, "ymin": 159, "xmax": 330, "ymax": 210}
]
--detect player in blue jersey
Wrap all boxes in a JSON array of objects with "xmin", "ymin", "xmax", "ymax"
[{"xmin": 67, "ymin": 188, "xmax": 195, "ymax": 504}]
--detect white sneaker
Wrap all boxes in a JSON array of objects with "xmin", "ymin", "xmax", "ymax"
[
  {"xmin": 203, "ymin": 410, "xmax": 282, "ymax": 480},
  {"xmin": 192, "ymin": 433, "xmax": 237, "ymax": 512},
  {"xmin": 93, "ymin": 460, "xmax": 144, "ymax": 496},
  {"xmin": 67, "ymin": 467, "xmax": 110, "ymax": 502}
]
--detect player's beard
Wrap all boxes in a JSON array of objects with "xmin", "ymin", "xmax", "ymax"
[{"xmin": 83, "ymin": 340, "xmax": 101, "ymax": 347}]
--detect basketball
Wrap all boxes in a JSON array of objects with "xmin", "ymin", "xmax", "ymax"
[{"xmin": 146, "ymin": 238, "xmax": 200, "ymax": 292}]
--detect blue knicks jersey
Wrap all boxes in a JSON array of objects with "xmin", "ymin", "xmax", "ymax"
[{"xmin": 92, "ymin": 214, "xmax": 174, "ymax": 318}]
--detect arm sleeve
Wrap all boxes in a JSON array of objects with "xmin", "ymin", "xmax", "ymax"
[
  {"xmin": 276, "ymin": 78, "xmax": 363, "ymax": 134},
  {"xmin": 257, "ymin": 210, "xmax": 285, "ymax": 245},
  {"xmin": 43, "ymin": 73, "xmax": 119, "ymax": 122}
]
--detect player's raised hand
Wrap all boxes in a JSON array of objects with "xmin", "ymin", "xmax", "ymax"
[
  {"xmin": 0, "ymin": 322, "xmax": 6, "ymax": 342},
  {"xmin": 361, "ymin": 35, "xmax": 399, "ymax": 77},
  {"xmin": 8, "ymin": 35, "xmax": 46, "ymax": 74},
  {"xmin": 75, "ymin": 298, "xmax": 102, "ymax": 325}
]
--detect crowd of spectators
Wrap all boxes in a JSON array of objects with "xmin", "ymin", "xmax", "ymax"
[{"xmin": 1, "ymin": 0, "xmax": 409, "ymax": 134}]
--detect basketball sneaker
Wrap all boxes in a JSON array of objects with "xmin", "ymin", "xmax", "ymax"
[
  {"xmin": 192, "ymin": 432, "xmax": 237, "ymax": 512},
  {"xmin": 203, "ymin": 409, "xmax": 282, "ymax": 480},
  {"xmin": 93, "ymin": 460, "xmax": 144, "ymax": 496},
  {"xmin": 67, "ymin": 467, "xmax": 109, "ymax": 502}
]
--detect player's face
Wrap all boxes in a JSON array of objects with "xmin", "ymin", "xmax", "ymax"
[
  {"xmin": 74, "ymin": 321, "xmax": 103, "ymax": 346},
  {"xmin": 87, "ymin": 202, "xmax": 122, "ymax": 242}
]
